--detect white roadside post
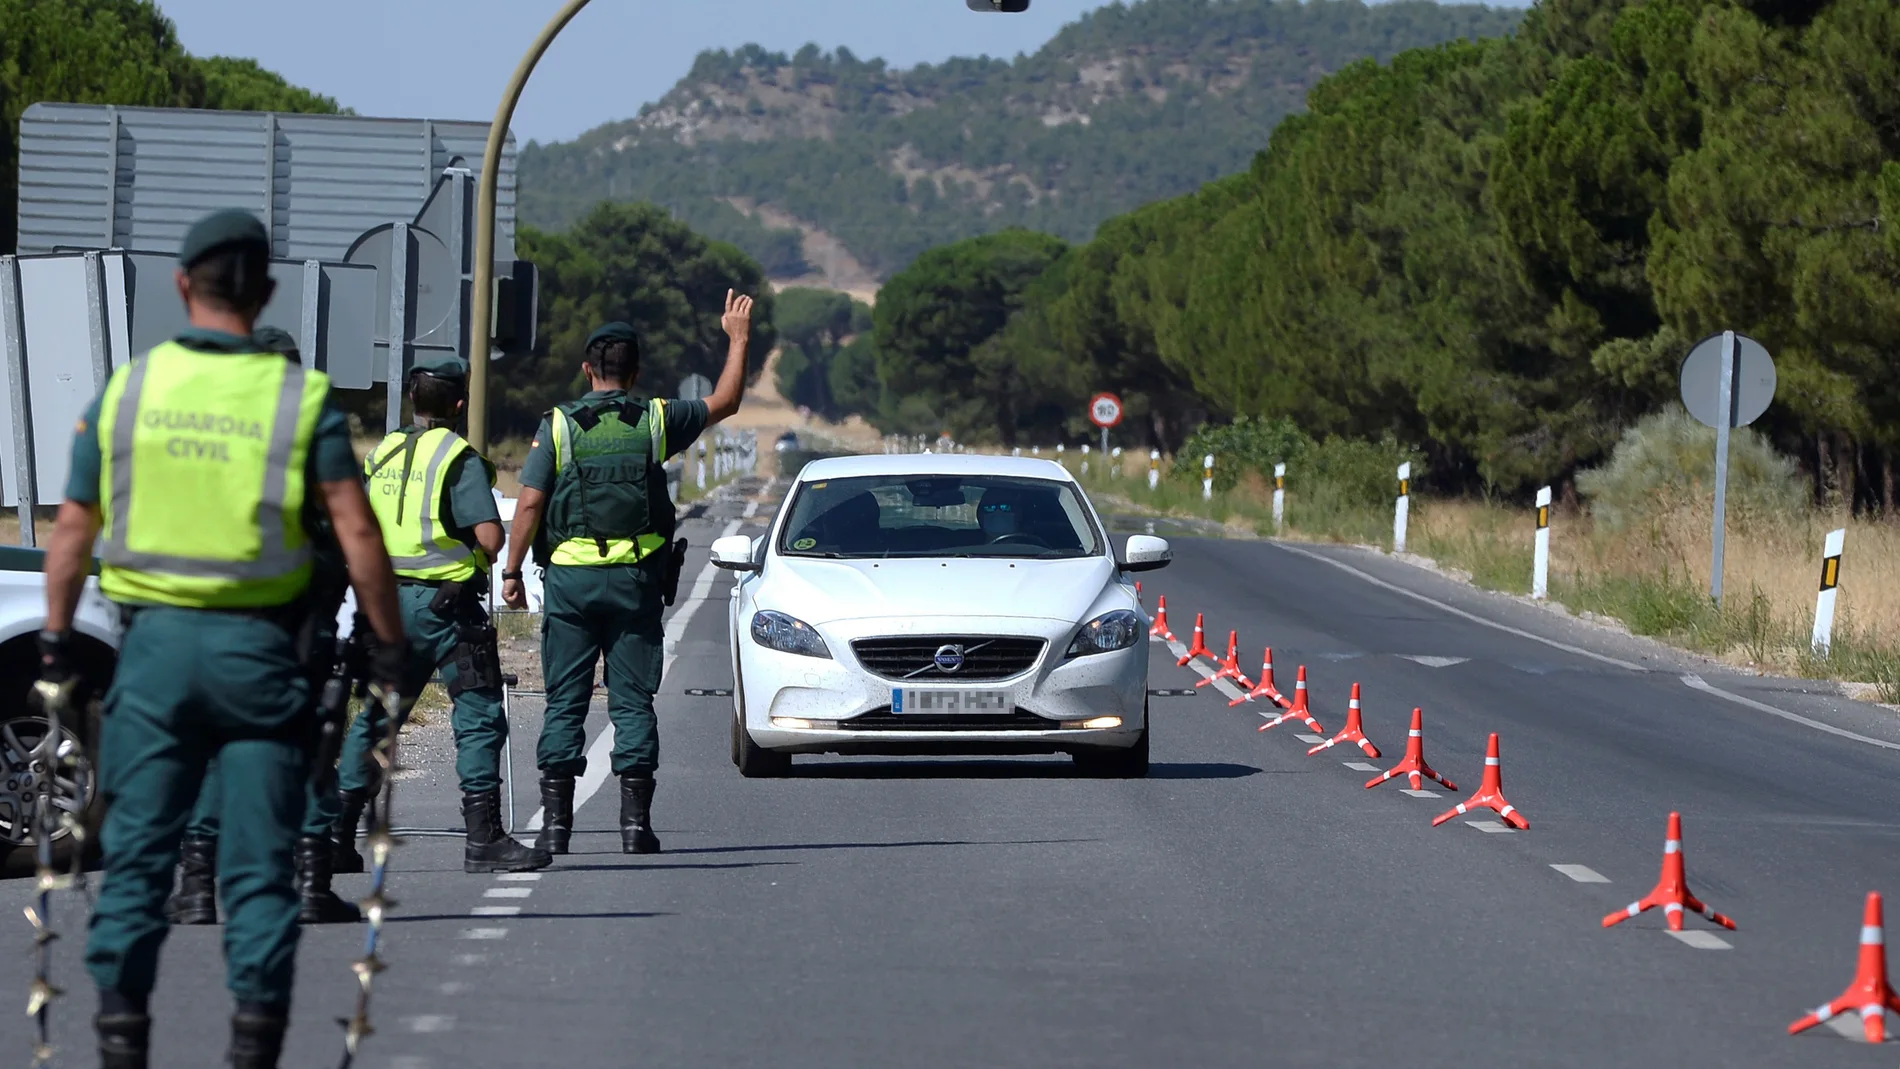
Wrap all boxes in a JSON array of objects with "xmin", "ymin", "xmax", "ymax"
[
  {"xmin": 1393, "ymin": 462, "xmax": 1411, "ymax": 554},
  {"xmin": 1012, "ymin": 447, "xmax": 1021, "ymax": 457},
  {"xmin": 1032, "ymin": 446, "xmax": 1040, "ymax": 457},
  {"xmin": 696, "ymin": 441, "xmax": 707, "ymax": 491},
  {"xmin": 1112, "ymin": 446, "xmax": 1123, "ymax": 478},
  {"xmin": 1056, "ymin": 444, "xmax": 1066, "ymax": 468},
  {"xmin": 1148, "ymin": 448, "xmax": 1160, "ymax": 492},
  {"xmin": 1080, "ymin": 443, "xmax": 1090, "ymax": 476},
  {"xmin": 1532, "ymin": 486, "xmax": 1552, "ymax": 599},
  {"xmin": 1272, "ymin": 463, "xmax": 1286, "ymax": 532},
  {"xmin": 1202, "ymin": 454, "xmax": 1214, "ymax": 502},
  {"xmin": 1811, "ymin": 527, "xmax": 1846, "ymax": 657}
]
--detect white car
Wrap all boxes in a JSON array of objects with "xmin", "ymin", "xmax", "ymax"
[{"xmin": 713, "ymin": 454, "xmax": 1169, "ymax": 777}]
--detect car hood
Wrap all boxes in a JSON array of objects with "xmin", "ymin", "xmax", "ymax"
[{"xmin": 763, "ymin": 556, "xmax": 1117, "ymax": 626}]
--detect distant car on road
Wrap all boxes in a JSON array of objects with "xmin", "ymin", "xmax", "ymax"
[
  {"xmin": 712, "ymin": 453, "xmax": 1170, "ymax": 777},
  {"xmin": 774, "ymin": 431, "xmax": 800, "ymax": 453}
]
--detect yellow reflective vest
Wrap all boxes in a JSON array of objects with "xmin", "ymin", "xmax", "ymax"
[
  {"xmin": 96, "ymin": 341, "xmax": 330, "ymax": 609},
  {"xmin": 364, "ymin": 426, "xmax": 494, "ymax": 582}
]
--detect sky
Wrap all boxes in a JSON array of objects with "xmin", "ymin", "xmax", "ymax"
[{"xmin": 157, "ymin": 0, "xmax": 1135, "ymax": 145}]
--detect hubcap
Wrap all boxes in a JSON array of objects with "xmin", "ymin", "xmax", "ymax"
[{"xmin": 0, "ymin": 716, "xmax": 94, "ymax": 847}]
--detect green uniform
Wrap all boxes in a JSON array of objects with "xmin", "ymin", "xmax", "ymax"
[
  {"xmin": 69, "ymin": 327, "xmax": 355, "ymax": 1009},
  {"xmin": 519, "ymin": 389, "xmax": 708, "ymax": 777}
]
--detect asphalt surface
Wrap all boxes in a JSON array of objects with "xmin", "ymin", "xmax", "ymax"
[{"xmin": 6, "ymin": 476, "xmax": 1900, "ymax": 1068}]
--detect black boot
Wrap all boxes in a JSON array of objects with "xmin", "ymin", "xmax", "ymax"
[
  {"xmin": 619, "ymin": 774, "xmax": 661, "ymax": 855},
  {"xmin": 329, "ymin": 789, "xmax": 368, "ymax": 874},
  {"xmin": 96, "ymin": 1012, "xmax": 151, "ymax": 1069},
  {"xmin": 534, "ymin": 775, "xmax": 574, "ymax": 855},
  {"xmin": 165, "ymin": 836, "xmax": 218, "ymax": 925},
  {"xmin": 226, "ymin": 1007, "xmax": 287, "ymax": 1069},
  {"xmin": 464, "ymin": 789, "xmax": 553, "ymax": 874},
  {"xmin": 295, "ymin": 836, "xmax": 361, "ymax": 924}
]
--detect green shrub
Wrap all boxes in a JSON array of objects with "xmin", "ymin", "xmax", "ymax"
[
  {"xmin": 1575, "ymin": 406, "xmax": 1807, "ymax": 531},
  {"xmin": 1304, "ymin": 435, "xmax": 1427, "ymax": 509},
  {"xmin": 1175, "ymin": 416, "xmax": 1313, "ymax": 492}
]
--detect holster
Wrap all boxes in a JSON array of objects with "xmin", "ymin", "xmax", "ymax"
[
  {"xmin": 309, "ymin": 620, "xmax": 369, "ymax": 793},
  {"xmin": 436, "ymin": 580, "xmax": 501, "ymax": 698},
  {"xmin": 663, "ymin": 538, "xmax": 689, "ymax": 607}
]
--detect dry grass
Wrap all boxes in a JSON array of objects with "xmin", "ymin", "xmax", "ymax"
[{"xmin": 0, "ymin": 511, "xmax": 56, "ymax": 547}]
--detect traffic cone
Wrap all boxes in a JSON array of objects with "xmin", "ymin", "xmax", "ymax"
[
  {"xmin": 1602, "ymin": 812, "xmax": 1735, "ymax": 932},
  {"xmin": 1177, "ymin": 614, "xmax": 1214, "ymax": 667},
  {"xmin": 1308, "ymin": 683, "xmax": 1380, "ymax": 758},
  {"xmin": 1148, "ymin": 596, "xmax": 1175, "ymax": 642},
  {"xmin": 1229, "ymin": 648, "xmax": 1291, "ymax": 709},
  {"xmin": 1258, "ymin": 666, "xmax": 1324, "ymax": 734},
  {"xmin": 1197, "ymin": 631, "xmax": 1254, "ymax": 689},
  {"xmin": 1431, "ymin": 733, "xmax": 1526, "ymax": 829},
  {"xmin": 1789, "ymin": 892, "xmax": 1900, "ymax": 1043},
  {"xmin": 1366, "ymin": 708, "xmax": 1456, "ymax": 791}
]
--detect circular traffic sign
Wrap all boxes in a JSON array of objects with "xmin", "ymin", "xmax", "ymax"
[
  {"xmin": 1680, "ymin": 332, "xmax": 1775, "ymax": 429},
  {"xmin": 1089, "ymin": 393, "xmax": 1123, "ymax": 429}
]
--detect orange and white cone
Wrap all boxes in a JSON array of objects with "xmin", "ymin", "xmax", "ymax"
[
  {"xmin": 1308, "ymin": 682, "xmax": 1380, "ymax": 758},
  {"xmin": 1198, "ymin": 631, "xmax": 1254, "ymax": 689},
  {"xmin": 1258, "ymin": 666, "xmax": 1325, "ymax": 734},
  {"xmin": 1789, "ymin": 892, "xmax": 1900, "ymax": 1043},
  {"xmin": 1148, "ymin": 595, "xmax": 1175, "ymax": 641},
  {"xmin": 1229, "ymin": 647, "xmax": 1291, "ymax": 709},
  {"xmin": 1431, "ymin": 733, "xmax": 1527, "ymax": 829},
  {"xmin": 1602, "ymin": 812, "xmax": 1735, "ymax": 932},
  {"xmin": 1176, "ymin": 613, "xmax": 1215, "ymax": 668},
  {"xmin": 1366, "ymin": 708, "xmax": 1456, "ymax": 790}
]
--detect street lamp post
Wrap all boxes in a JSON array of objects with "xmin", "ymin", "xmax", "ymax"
[{"xmin": 468, "ymin": 0, "xmax": 594, "ymax": 454}]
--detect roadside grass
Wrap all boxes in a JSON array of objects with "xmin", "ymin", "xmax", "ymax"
[{"xmin": 1071, "ymin": 459, "xmax": 1900, "ymax": 702}]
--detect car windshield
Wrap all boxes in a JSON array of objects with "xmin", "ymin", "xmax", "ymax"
[{"xmin": 778, "ymin": 474, "xmax": 1102, "ymax": 560}]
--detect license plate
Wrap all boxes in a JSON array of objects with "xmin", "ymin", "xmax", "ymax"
[{"xmin": 891, "ymin": 688, "xmax": 1010, "ymax": 714}]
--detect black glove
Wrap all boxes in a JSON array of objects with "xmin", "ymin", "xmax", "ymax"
[
  {"xmin": 37, "ymin": 630, "xmax": 74, "ymax": 686},
  {"xmin": 369, "ymin": 636, "xmax": 409, "ymax": 695}
]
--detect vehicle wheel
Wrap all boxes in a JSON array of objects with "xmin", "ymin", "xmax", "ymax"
[
  {"xmin": 737, "ymin": 728, "xmax": 793, "ymax": 778},
  {"xmin": 1072, "ymin": 726, "xmax": 1149, "ymax": 779},
  {"xmin": 0, "ymin": 657, "xmax": 109, "ymax": 880},
  {"xmin": 730, "ymin": 703, "xmax": 743, "ymax": 767}
]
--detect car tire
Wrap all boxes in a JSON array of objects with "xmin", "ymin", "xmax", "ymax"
[
  {"xmin": 737, "ymin": 729, "xmax": 793, "ymax": 778},
  {"xmin": 1, "ymin": 647, "xmax": 110, "ymax": 881},
  {"xmin": 1072, "ymin": 715, "xmax": 1150, "ymax": 779}
]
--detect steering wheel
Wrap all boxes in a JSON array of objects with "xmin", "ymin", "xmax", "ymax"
[{"xmin": 986, "ymin": 532, "xmax": 1051, "ymax": 548}]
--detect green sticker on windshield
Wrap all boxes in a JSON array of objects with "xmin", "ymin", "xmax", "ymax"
[{"xmin": 793, "ymin": 538, "xmax": 817, "ymax": 550}]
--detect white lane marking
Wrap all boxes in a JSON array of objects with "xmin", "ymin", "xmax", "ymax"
[
  {"xmin": 1682, "ymin": 674, "xmax": 1900, "ymax": 752},
  {"xmin": 391, "ymin": 1057, "xmax": 432, "ymax": 1069},
  {"xmin": 495, "ymin": 872, "xmax": 543, "ymax": 882},
  {"xmin": 484, "ymin": 887, "xmax": 533, "ymax": 898},
  {"xmin": 451, "ymin": 954, "xmax": 488, "ymax": 966},
  {"xmin": 1667, "ymin": 930, "xmax": 1732, "ymax": 949},
  {"xmin": 1466, "ymin": 820, "xmax": 1517, "ymax": 833},
  {"xmin": 742, "ymin": 500, "xmax": 759, "ymax": 518},
  {"xmin": 1343, "ymin": 761, "xmax": 1380, "ymax": 772},
  {"xmin": 439, "ymin": 981, "xmax": 472, "ymax": 995},
  {"xmin": 1400, "ymin": 789, "xmax": 1441, "ymax": 798},
  {"xmin": 1271, "ymin": 542, "xmax": 1647, "ymax": 672},
  {"xmin": 1823, "ymin": 1016, "xmax": 1876, "ymax": 1041},
  {"xmin": 405, "ymin": 1015, "xmax": 455, "ymax": 1033},
  {"xmin": 471, "ymin": 906, "xmax": 522, "ymax": 917},
  {"xmin": 526, "ymin": 519, "xmax": 742, "ymax": 832},
  {"xmin": 1551, "ymin": 864, "xmax": 1610, "ymax": 883},
  {"xmin": 1399, "ymin": 655, "xmax": 1469, "ymax": 668},
  {"xmin": 1163, "ymin": 636, "xmax": 1247, "ymax": 702},
  {"xmin": 460, "ymin": 928, "xmax": 509, "ymax": 940},
  {"xmin": 1295, "ymin": 734, "xmax": 1325, "ymax": 744}
]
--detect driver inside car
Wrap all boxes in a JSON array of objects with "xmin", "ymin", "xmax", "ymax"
[{"xmin": 976, "ymin": 487, "xmax": 1031, "ymax": 541}]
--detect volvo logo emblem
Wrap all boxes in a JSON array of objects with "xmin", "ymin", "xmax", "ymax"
[{"xmin": 933, "ymin": 644, "xmax": 966, "ymax": 673}]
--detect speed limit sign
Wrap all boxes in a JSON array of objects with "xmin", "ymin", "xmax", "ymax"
[{"xmin": 1089, "ymin": 393, "xmax": 1124, "ymax": 429}]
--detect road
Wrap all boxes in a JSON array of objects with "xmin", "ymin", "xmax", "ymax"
[{"xmin": 7, "ymin": 476, "xmax": 1900, "ymax": 1068}]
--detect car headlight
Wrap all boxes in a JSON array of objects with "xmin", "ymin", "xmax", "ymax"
[
  {"xmin": 1066, "ymin": 609, "xmax": 1143, "ymax": 657},
  {"xmin": 750, "ymin": 610, "xmax": 832, "ymax": 659}
]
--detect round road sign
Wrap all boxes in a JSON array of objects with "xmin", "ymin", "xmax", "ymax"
[
  {"xmin": 1089, "ymin": 393, "xmax": 1124, "ymax": 429},
  {"xmin": 1680, "ymin": 332, "xmax": 1775, "ymax": 429}
]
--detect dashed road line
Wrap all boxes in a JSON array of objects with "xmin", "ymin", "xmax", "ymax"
[
  {"xmin": 451, "ymin": 953, "xmax": 488, "ymax": 966},
  {"xmin": 1294, "ymin": 734, "xmax": 1325, "ymax": 745},
  {"xmin": 1824, "ymin": 1016, "xmax": 1877, "ymax": 1041},
  {"xmin": 1466, "ymin": 820, "xmax": 1517, "ymax": 834},
  {"xmin": 485, "ymin": 887, "xmax": 533, "ymax": 898},
  {"xmin": 1342, "ymin": 761, "xmax": 1380, "ymax": 772},
  {"xmin": 1667, "ymin": 930, "xmax": 1732, "ymax": 950},
  {"xmin": 439, "ymin": 981, "xmax": 472, "ymax": 995},
  {"xmin": 496, "ymin": 872, "xmax": 543, "ymax": 882},
  {"xmin": 1400, "ymin": 789, "xmax": 1441, "ymax": 798},
  {"xmin": 405, "ymin": 1015, "xmax": 455, "ymax": 1033},
  {"xmin": 390, "ymin": 1057, "xmax": 432, "ymax": 1069},
  {"xmin": 1551, "ymin": 864, "xmax": 1610, "ymax": 883},
  {"xmin": 1398, "ymin": 655, "xmax": 1469, "ymax": 668},
  {"xmin": 471, "ymin": 905, "xmax": 522, "ymax": 917},
  {"xmin": 742, "ymin": 500, "xmax": 760, "ymax": 518},
  {"xmin": 460, "ymin": 928, "xmax": 509, "ymax": 940}
]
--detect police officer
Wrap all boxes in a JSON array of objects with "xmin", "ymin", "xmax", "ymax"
[
  {"xmin": 501, "ymin": 291, "xmax": 754, "ymax": 854},
  {"xmin": 165, "ymin": 324, "xmax": 367, "ymax": 928},
  {"xmin": 336, "ymin": 353, "xmax": 550, "ymax": 873},
  {"xmin": 36, "ymin": 210, "xmax": 408, "ymax": 1069}
]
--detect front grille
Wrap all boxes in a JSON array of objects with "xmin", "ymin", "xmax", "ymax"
[
  {"xmin": 849, "ymin": 636, "xmax": 1047, "ymax": 682},
  {"xmin": 837, "ymin": 707, "xmax": 1061, "ymax": 731}
]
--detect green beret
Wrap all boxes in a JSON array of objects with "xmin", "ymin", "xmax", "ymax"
[
  {"xmin": 409, "ymin": 354, "xmax": 469, "ymax": 383},
  {"xmin": 251, "ymin": 326, "xmax": 297, "ymax": 355},
  {"xmin": 179, "ymin": 210, "xmax": 269, "ymax": 268},
  {"xmin": 585, "ymin": 322, "xmax": 639, "ymax": 353}
]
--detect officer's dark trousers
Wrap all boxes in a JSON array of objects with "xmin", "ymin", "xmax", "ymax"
[
  {"xmin": 86, "ymin": 608, "xmax": 309, "ymax": 1007},
  {"xmin": 536, "ymin": 562, "xmax": 663, "ymax": 777}
]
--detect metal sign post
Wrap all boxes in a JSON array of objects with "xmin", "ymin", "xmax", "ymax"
[{"xmin": 1679, "ymin": 330, "xmax": 1776, "ymax": 605}]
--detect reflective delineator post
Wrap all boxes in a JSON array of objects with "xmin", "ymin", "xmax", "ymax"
[
  {"xmin": 1112, "ymin": 446, "xmax": 1123, "ymax": 478},
  {"xmin": 1393, "ymin": 462, "xmax": 1411, "ymax": 554},
  {"xmin": 1533, "ymin": 485, "xmax": 1552, "ymax": 600},
  {"xmin": 1011, "ymin": 446, "xmax": 1021, "ymax": 457},
  {"xmin": 1811, "ymin": 527, "xmax": 1845, "ymax": 657},
  {"xmin": 1272, "ymin": 462, "xmax": 1286, "ymax": 532},
  {"xmin": 1148, "ymin": 448, "xmax": 1160, "ymax": 492},
  {"xmin": 1080, "ymin": 443, "xmax": 1090, "ymax": 477},
  {"xmin": 696, "ymin": 442, "xmax": 706, "ymax": 491},
  {"xmin": 1056, "ymin": 444, "xmax": 1066, "ymax": 468},
  {"xmin": 1202, "ymin": 453, "xmax": 1214, "ymax": 502}
]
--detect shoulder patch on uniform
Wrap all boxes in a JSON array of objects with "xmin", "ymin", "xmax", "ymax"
[{"xmin": 75, "ymin": 418, "xmax": 87, "ymax": 433}]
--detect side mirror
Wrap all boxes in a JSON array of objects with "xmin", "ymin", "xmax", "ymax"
[
  {"xmin": 711, "ymin": 534, "xmax": 760, "ymax": 572},
  {"xmin": 1121, "ymin": 535, "xmax": 1171, "ymax": 573}
]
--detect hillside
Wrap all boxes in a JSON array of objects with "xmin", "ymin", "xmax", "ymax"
[{"xmin": 517, "ymin": 0, "xmax": 1524, "ymax": 285}]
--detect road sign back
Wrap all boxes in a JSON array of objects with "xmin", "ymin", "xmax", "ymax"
[
  {"xmin": 1680, "ymin": 332, "xmax": 1775, "ymax": 428},
  {"xmin": 1090, "ymin": 393, "xmax": 1124, "ymax": 429}
]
